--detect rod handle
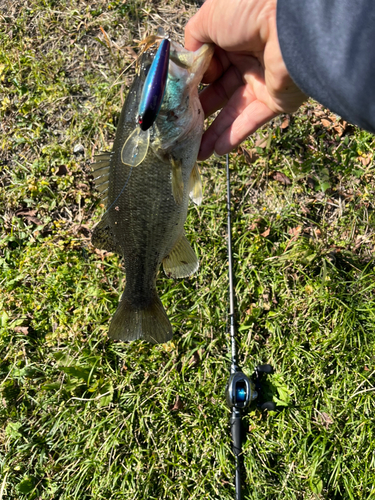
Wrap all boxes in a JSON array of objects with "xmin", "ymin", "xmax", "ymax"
[
  {"xmin": 231, "ymin": 409, "xmax": 243, "ymax": 500},
  {"xmin": 230, "ymin": 409, "xmax": 242, "ymax": 456}
]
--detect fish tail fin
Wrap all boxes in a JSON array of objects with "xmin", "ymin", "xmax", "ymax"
[{"xmin": 108, "ymin": 290, "xmax": 173, "ymax": 344}]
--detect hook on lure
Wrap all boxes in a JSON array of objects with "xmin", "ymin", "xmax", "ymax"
[{"xmin": 121, "ymin": 37, "xmax": 170, "ymax": 167}]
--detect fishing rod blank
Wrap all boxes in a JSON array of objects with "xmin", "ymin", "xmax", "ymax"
[{"xmin": 224, "ymin": 153, "xmax": 275, "ymax": 500}]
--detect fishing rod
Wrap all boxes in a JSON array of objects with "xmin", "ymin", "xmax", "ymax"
[{"xmin": 224, "ymin": 153, "xmax": 275, "ymax": 500}]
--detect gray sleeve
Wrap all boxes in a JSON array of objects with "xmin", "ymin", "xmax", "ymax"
[{"xmin": 277, "ymin": 0, "xmax": 375, "ymax": 133}]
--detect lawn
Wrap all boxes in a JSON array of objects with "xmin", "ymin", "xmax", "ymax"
[{"xmin": 1, "ymin": 1, "xmax": 375, "ymax": 499}]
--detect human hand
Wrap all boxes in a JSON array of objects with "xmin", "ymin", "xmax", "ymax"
[{"xmin": 185, "ymin": 0, "xmax": 306, "ymax": 160}]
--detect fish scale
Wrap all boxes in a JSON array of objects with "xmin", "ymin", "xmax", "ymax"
[{"xmin": 92, "ymin": 38, "xmax": 213, "ymax": 343}]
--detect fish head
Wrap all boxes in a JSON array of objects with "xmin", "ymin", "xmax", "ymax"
[
  {"xmin": 153, "ymin": 40, "xmax": 214, "ymax": 152},
  {"xmin": 119, "ymin": 37, "xmax": 213, "ymax": 170},
  {"xmin": 134, "ymin": 38, "xmax": 214, "ymax": 154}
]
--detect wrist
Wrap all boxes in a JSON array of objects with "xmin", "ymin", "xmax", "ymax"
[{"xmin": 263, "ymin": 0, "xmax": 306, "ymax": 112}]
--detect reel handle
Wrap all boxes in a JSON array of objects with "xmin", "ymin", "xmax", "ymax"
[{"xmin": 254, "ymin": 364, "xmax": 276, "ymax": 411}]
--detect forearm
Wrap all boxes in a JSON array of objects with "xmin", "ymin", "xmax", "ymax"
[{"xmin": 277, "ymin": 0, "xmax": 375, "ymax": 133}]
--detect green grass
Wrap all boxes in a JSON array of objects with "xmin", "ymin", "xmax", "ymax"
[{"xmin": 1, "ymin": 1, "xmax": 375, "ymax": 499}]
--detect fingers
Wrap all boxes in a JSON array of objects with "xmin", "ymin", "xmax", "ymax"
[
  {"xmin": 199, "ymin": 63, "xmax": 243, "ymax": 117},
  {"xmin": 197, "ymin": 54, "xmax": 279, "ymax": 159},
  {"xmin": 184, "ymin": 0, "xmax": 301, "ymax": 159},
  {"xmin": 184, "ymin": 0, "xmax": 215, "ymax": 51},
  {"xmin": 200, "ymin": 47, "xmax": 229, "ymax": 84},
  {"xmin": 198, "ymin": 89, "xmax": 278, "ymax": 160}
]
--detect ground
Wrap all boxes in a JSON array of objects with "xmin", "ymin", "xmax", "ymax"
[{"xmin": 1, "ymin": 1, "xmax": 375, "ymax": 499}]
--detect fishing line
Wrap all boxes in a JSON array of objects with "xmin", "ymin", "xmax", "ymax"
[{"xmin": 103, "ymin": 166, "xmax": 133, "ymax": 215}]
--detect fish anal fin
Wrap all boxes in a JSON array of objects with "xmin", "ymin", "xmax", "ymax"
[
  {"xmin": 91, "ymin": 214, "xmax": 122, "ymax": 255},
  {"xmin": 163, "ymin": 233, "xmax": 198, "ymax": 278},
  {"xmin": 109, "ymin": 290, "xmax": 172, "ymax": 344},
  {"xmin": 171, "ymin": 156, "xmax": 184, "ymax": 205},
  {"xmin": 189, "ymin": 163, "xmax": 202, "ymax": 205}
]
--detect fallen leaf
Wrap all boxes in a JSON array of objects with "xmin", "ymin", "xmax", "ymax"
[
  {"xmin": 314, "ymin": 228, "xmax": 322, "ymax": 238},
  {"xmin": 72, "ymin": 224, "xmax": 91, "ymax": 237},
  {"xmin": 272, "ymin": 171, "xmax": 291, "ymax": 185},
  {"xmin": 26, "ymin": 216, "xmax": 42, "ymax": 225},
  {"xmin": 248, "ymin": 218, "xmax": 263, "ymax": 231},
  {"xmin": 124, "ymin": 46, "xmax": 138, "ymax": 59},
  {"xmin": 333, "ymin": 125, "xmax": 344, "ymax": 136},
  {"xmin": 94, "ymin": 248, "xmax": 113, "ymax": 259},
  {"xmin": 16, "ymin": 208, "xmax": 37, "ymax": 217},
  {"xmin": 255, "ymin": 136, "xmax": 268, "ymax": 148},
  {"xmin": 15, "ymin": 208, "xmax": 42, "ymax": 225},
  {"xmin": 358, "ymin": 155, "xmax": 371, "ymax": 166},
  {"xmin": 189, "ymin": 351, "xmax": 200, "ymax": 367},
  {"xmin": 14, "ymin": 326, "xmax": 29, "ymax": 335},
  {"xmin": 56, "ymin": 165, "xmax": 68, "ymax": 176},
  {"xmin": 261, "ymin": 228, "xmax": 270, "ymax": 237},
  {"xmin": 280, "ymin": 116, "xmax": 290, "ymax": 129},
  {"xmin": 329, "ymin": 113, "xmax": 340, "ymax": 123},
  {"xmin": 306, "ymin": 176, "xmax": 316, "ymax": 189},
  {"xmin": 171, "ymin": 395, "xmax": 183, "ymax": 411},
  {"xmin": 321, "ymin": 119, "xmax": 332, "ymax": 128},
  {"xmin": 288, "ymin": 226, "xmax": 302, "ymax": 237},
  {"xmin": 315, "ymin": 410, "xmax": 333, "ymax": 429},
  {"xmin": 241, "ymin": 147, "xmax": 259, "ymax": 164}
]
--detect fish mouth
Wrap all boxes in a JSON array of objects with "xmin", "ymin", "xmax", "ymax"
[
  {"xmin": 140, "ymin": 31, "xmax": 213, "ymax": 76},
  {"xmin": 138, "ymin": 38, "xmax": 213, "ymax": 89},
  {"xmin": 168, "ymin": 42, "xmax": 214, "ymax": 84}
]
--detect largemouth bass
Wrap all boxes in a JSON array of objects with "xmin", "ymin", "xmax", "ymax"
[{"xmin": 91, "ymin": 37, "xmax": 213, "ymax": 344}]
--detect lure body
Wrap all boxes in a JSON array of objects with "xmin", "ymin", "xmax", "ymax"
[{"xmin": 138, "ymin": 38, "xmax": 170, "ymax": 131}]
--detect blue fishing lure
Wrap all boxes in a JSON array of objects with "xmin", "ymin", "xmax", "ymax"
[{"xmin": 138, "ymin": 38, "xmax": 170, "ymax": 131}]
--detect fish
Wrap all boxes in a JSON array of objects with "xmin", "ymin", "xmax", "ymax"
[{"xmin": 91, "ymin": 35, "xmax": 214, "ymax": 344}]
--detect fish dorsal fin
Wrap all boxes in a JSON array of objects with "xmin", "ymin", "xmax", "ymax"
[
  {"xmin": 91, "ymin": 212, "xmax": 122, "ymax": 255},
  {"xmin": 171, "ymin": 156, "xmax": 184, "ymax": 205},
  {"xmin": 189, "ymin": 163, "xmax": 202, "ymax": 205},
  {"xmin": 162, "ymin": 232, "xmax": 198, "ymax": 278},
  {"xmin": 92, "ymin": 152, "xmax": 111, "ymax": 202},
  {"xmin": 121, "ymin": 126, "xmax": 150, "ymax": 167}
]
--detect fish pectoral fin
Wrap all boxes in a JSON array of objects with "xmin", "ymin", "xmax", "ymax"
[
  {"xmin": 171, "ymin": 157, "xmax": 184, "ymax": 205},
  {"xmin": 121, "ymin": 126, "xmax": 150, "ymax": 167},
  {"xmin": 91, "ymin": 213, "xmax": 122, "ymax": 255},
  {"xmin": 189, "ymin": 163, "xmax": 202, "ymax": 206},
  {"xmin": 163, "ymin": 233, "xmax": 198, "ymax": 278},
  {"xmin": 109, "ymin": 290, "xmax": 173, "ymax": 344}
]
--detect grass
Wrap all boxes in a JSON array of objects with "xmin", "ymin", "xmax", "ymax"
[{"xmin": 1, "ymin": 0, "xmax": 375, "ymax": 499}]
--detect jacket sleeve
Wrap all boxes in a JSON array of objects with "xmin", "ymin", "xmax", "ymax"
[{"xmin": 277, "ymin": 0, "xmax": 375, "ymax": 133}]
